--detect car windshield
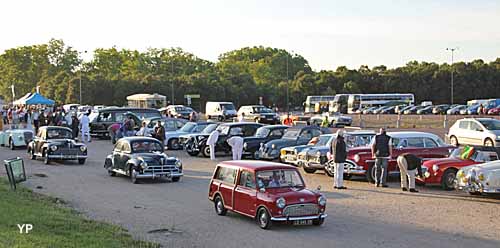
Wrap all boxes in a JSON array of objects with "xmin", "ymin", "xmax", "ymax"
[
  {"xmin": 174, "ymin": 107, "xmax": 188, "ymax": 112},
  {"xmin": 216, "ymin": 125, "xmax": 230, "ymax": 135},
  {"xmin": 131, "ymin": 140, "xmax": 164, "ymax": 153},
  {"xmin": 257, "ymin": 169, "xmax": 304, "ymax": 189},
  {"xmin": 221, "ymin": 104, "xmax": 235, "ymax": 111},
  {"xmin": 315, "ymin": 136, "xmax": 332, "ymax": 146},
  {"xmin": 282, "ymin": 130, "xmax": 300, "ymax": 139},
  {"xmin": 202, "ymin": 124, "xmax": 218, "ymax": 134},
  {"xmin": 254, "ymin": 107, "xmax": 273, "ymax": 113},
  {"xmin": 255, "ymin": 127, "xmax": 271, "ymax": 138},
  {"xmin": 47, "ymin": 129, "xmax": 73, "ymax": 139},
  {"xmin": 180, "ymin": 122, "xmax": 196, "ymax": 132},
  {"xmin": 345, "ymin": 134, "xmax": 374, "ymax": 147},
  {"xmin": 478, "ymin": 119, "xmax": 500, "ymax": 130},
  {"xmin": 135, "ymin": 111, "xmax": 161, "ymax": 119}
]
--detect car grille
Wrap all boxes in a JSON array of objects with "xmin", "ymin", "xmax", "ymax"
[
  {"xmin": 297, "ymin": 153, "xmax": 306, "ymax": 160},
  {"xmin": 143, "ymin": 165, "xmax": 179, "ymax": 174},
  {"xmin": 24, "ymin": 132, "xmax": 33, "ymax": 142},
  {"xmin": 52, "ymin": 148, "xmax": 84, "ymax": 155},
  {"xmin": 283, "ymin": 204, "xmax": 319, "ymax": 217}
]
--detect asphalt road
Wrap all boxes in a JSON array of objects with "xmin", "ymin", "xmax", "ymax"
[{"xmin": 1, "ymin": 139, "xmax": 499, "ymax": 248}]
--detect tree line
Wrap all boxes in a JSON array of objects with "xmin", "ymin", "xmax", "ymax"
[{"xmin": 1, "ymin": 39, "xmax": 499, "ymax": 110}]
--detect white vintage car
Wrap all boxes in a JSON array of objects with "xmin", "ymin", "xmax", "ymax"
[
  {"xmin": 0, "ymin": 128, "xmax": 35, "ymax": 150},
  {"xmin": 455, "ymin": 160, "xmax": 500, "ymax": 194}
]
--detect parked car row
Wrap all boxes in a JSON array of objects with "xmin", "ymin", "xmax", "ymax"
[{"xmin": 356, "ymin": 103, "xmax": 500, "ymax": 115}]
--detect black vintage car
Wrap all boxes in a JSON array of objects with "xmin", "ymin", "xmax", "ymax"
[
  {"xmin": 27, "ymin": 126, "xmax": 88, "ymax": 165},
  {"xmin": 256, "ymin": 126, "xmax": 328, "ymax": 161},
  {"xmin": 90, "ymin": 107, "xmax": 161, "ymax": 138},
  {"xmin": 194, "ymin": 123, "xmax": 263, "ymax": 157},
  {"xmin": 181, "ymin": 123, "xmax": 220, "ymax": 155},
  {"xmin": 242, "ymin": 125, "xmax": 289, "ymax": 158},
  {"xmin": 104, "ymin": 137, "xmax": 183, "ymax": 184}
]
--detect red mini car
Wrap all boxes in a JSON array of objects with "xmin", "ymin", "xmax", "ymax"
[
  {"xmin": 208, "ymin": 161, "xmax": 327, "ymax": 229},
  {"xmin": 417, "ymin": 147, "xmax": 499, "ymax": 190}
]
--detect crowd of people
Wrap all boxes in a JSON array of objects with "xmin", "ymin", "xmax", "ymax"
[{"xmin": 0, "ymin": 105, "xmax": 92, "ymax": 143}]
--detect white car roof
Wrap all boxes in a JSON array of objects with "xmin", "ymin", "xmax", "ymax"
[{"xmin": 387, "ymin": 131, "xmax": 441, "ymax": 140}]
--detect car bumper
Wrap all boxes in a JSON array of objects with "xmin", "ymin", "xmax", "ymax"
[
  {"xmin": 343, "ymin": 162, "xmax": 367, "ymax": 175},
  {"xmin": 280, "ymin": 154, "xmax": 298, "ymax": 164},
  {"xmin": 136, "ymin": 172, "xmax": 183, "ymax": 179},
  {"xmin": 47, "ymin": 154, "xmax": 88, "ymax": 160},
  {"xmin": 271, "ymin": 213, "xmax": 328, "ymax": 222}
]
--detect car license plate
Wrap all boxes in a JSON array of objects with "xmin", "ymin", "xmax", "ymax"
[
  {"xmin": 67, "ymin": 155, "xmax": 76, "ymax": 159},
  {"xmin": 293, "ymin": 220, "xmax": 312, "ymax": 226}
]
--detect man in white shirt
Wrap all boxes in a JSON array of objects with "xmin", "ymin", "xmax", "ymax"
[
  {"xmin": 206, "ymin": 130, "xmax": 220, "ymax": 160},
  {"xmin": 79, "ymin": 112, "xmax": 91, "ymax": 143},
  {"xmin": 227, "ymin": 135, "xmax": 244, "ymax": 160}
]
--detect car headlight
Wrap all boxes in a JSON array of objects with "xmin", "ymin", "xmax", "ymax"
[
  {"xmin": 318, "ymin": 195, "xmax": 327, "ymax": 206},
  {"xmin": 432, "ymin": 164, "xmax": 439, "ymax": 172},
  {"xmin": 477, "ymin": 173, "xmax": 485, "ymax": 181},
  {"xmin": 243, "ymin": 142, "xmax": 247, "ymax": 149},
  {"xmin": 316, "ymin": 151, "xmax": 321, "ymax": 156},
  {"xmin": 175, "ymin": 160, "xmax": 182, "ymax": 168},
  {"xmin": 50, "ymin": 145, "xmax": 58, "ymax": 151},
  {"xmin": 140, "ymin": 161, "xmax": 148, "ymax": 169},
  {"xmin": 276, "ymin": 197, "xmax": 286, "ymax": 209},
  {"xmin": 271, "ymin": 144, "xmax": 276, "ymax": 149},
  {"xmin": 79, "ymin": 146, "xmax": 87, "ymax": 152},
  {"xmin": 354, "ymin": 154, "xmax": 360, "ymax": 163}
]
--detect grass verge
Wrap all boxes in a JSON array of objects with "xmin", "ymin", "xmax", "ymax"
[{"xmin": 0, "ymin": 178, "xmax": 159, "ymax": 248}]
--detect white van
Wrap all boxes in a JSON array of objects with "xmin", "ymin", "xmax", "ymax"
[{"xmin": 205, "ymin": 102, "xmax": 237, "ymax": 121}]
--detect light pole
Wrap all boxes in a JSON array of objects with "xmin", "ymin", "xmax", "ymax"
[
  {"xmin": 79, "ymin": 50, "xmax": 87, "ymax": 104},
  {"xmin": 171, "ymin": 60, "xmax": 175, "ymax": 105},
  {"xmin": 285, "ymin": 50, "xmax": 293, "ymax": 113},
  {"xmin": 446, "ymin": 47, "xmax": 458, "ymax": 105}
]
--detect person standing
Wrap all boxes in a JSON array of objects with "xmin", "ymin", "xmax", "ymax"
[
  {"xmin": 206, "ymin": 129, "xmax": 219, "ymax": 160},
  {"xmin": 238, "ymin": 112, "xmax": 245, "ymax": 122},
  {"xmin": 371, "ymin": 127, "xmax": 392, "ymax": 187},
  {"xmin": 79, "ymin": 112, "xmax": 91, "ymax": 143},
  {"xmin": 136, "ymin": 121, "xmax": 147, "ymax": 136},
  {"xmin": 227, "ymin": 135, "xmax": 244, "ymax": 160},
  {"xmin": 71, "ymin": 115, "xmax": 79, "ymax": 139},
  {"xmin": 189, "ymin": 111, "xmax": 198, "ymax": 122},
  {"xmin": 330, "ymin": 129, "xmax": 347, "ymax": 189},
  {"xmin": 321, "ymin": 115, "xmax": 329, "ymax": 128},
  {"xmin": 397, "ymin": 153, "xmax": 423, "ymax": 192},
  {"xmin": 153, "ymin": 121, "xmax": 165, "ymax": 145},
  {"xmin": 33, "ymin": 109, "xmax": 40, "ymax": 133}
]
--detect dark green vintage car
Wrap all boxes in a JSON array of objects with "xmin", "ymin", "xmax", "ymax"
[{"xmin": 104, "ymin": 137, "xmax": 183, "ymax": 184}]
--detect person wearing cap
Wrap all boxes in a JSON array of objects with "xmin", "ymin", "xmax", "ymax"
[
  {"xmin": 329, "ymin": 129, "xmax": 347, "ymax": 189},
  {"xmin": 371, "ymin": 127, "xmax": 392, "ymax": 187}
]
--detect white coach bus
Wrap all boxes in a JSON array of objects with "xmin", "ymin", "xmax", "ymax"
[
  {"xmin": 303, "ymin": 95, "xmax": 336, "ymax": 113},
  {"xmin": 346, "ymin": 93, "xmax": 415, "ymax": 114}
]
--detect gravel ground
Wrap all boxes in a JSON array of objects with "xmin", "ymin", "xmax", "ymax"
[{"xmin": 1, "ymin": 139, "xmax": 499, "ymax": 248}]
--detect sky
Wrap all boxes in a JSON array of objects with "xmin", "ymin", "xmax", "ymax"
[{"xmin": 1, "ymin": 0, "xmax": 499, "ymax": 70}]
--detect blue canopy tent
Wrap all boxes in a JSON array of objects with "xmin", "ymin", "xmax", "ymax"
[{"xmin": 13, "ymin": 92, "xmax": 55, "ymax": 105}]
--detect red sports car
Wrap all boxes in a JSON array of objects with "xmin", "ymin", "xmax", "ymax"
[
  {"xmin": 417, "ymin": 147, "xmax": 499, "ymax": 190},
  {"xmin": 487, "ymin": 107, "xmax": 500, "ymax": 115},
  {"xmin": 344, "ymin": 132, "xmax": 453, "ymax": 182}
]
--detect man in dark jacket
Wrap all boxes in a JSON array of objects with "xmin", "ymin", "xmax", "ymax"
[
  {"xmin": 397, "ymin": 153, "xmax": 423, "ymax": 192},
  {"xmin": 153, "ymin": 121, "xmax": 166, "ymax": 145},
  {"xmin": 330, "ymin": 129, "xmax": 347, "ymax": 189},
  {"xmin": 371, "ymin": 127, "xmax": 392, "ymax": 187}
]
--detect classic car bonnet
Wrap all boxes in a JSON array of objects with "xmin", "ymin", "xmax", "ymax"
[
  {"xmin": 264, "ymin": 187, "xmax": 317, "ymax": 205},
  {"xmin": 134, "ymin": 153, "xmax": 176, "ymax": 164}
]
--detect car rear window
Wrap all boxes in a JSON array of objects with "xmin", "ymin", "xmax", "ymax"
[{"xmin": 214, "ymin": 166, "xmax": 237, "ymax": 184}]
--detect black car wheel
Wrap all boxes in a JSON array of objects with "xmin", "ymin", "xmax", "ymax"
[
  {"xmin": 130, "ymin": 169, "xmax": 138, "ymax": 184},
  {"xmin": 78, "ymin": 159, "xmax": 86, "ymax": 165},
  {"xmin": 30, "ymin": 149, "xmax": 36, "ymax": 160},
  {"xmin": 44, "ymin": 155, "xmax": 50, "ymax": 165},
  {"xmin": 9, "ymin": 139, "xmax": 15, "ymax": 150},
  {"xmin": 202, "ymin": 146, "xmax": 211, "ymax": 158},
  {"xmin": 324, "ymin": 163, "xmax": 335, "ymax": 177},
  {"xmin": 303, "ymin": 167, "xmax": 317, "ymax": 174},
  {"xmin": 171, "ymin": 176, "xmax": 181, "ymax": 182},
  {"xmin": 257, "ymin": 208, "xmax": 272, "ymax": 229},
  {"xmin": 214, "ymin": 195, "xmax": 227, "ymax": 216},
  {"xmin": 441, "ymin": 169, "xmax": 457, "ymax": 190},
  {"xmin": 168, "ymin": 138, "xmax": 180, "ymax": 150},
  {"xmin": 366, "ymin": 164, "xmax": 376, "ymax": 183}
]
